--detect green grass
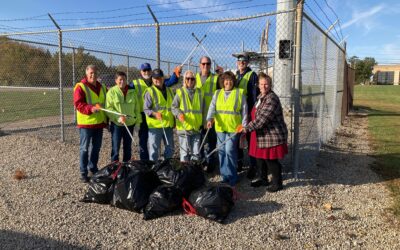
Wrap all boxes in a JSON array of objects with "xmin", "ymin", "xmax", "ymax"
[
  {"xmin": 0, "ymin": 88, "xmax": 74, "ymax": 124},
  {"xmin": 354, "ymin": 85, "xmax": 400, "ymax": 218}
]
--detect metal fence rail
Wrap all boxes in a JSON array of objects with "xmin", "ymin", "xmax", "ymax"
[{"xmin": 0, "ymin": 4, "xmax": 348, "ymax": 178}]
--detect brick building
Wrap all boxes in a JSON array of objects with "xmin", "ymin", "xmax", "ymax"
[{"xmin": 372, "ymin": 65, "xmax": 400, "ymax": 85}]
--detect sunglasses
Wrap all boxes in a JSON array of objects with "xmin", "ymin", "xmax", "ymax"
[
  {"xmin": 201, "ymin": 62, "xmax": 211, "ymax": 66},
  {"xmin": 186, "ymin": 77, "xmax": 196, "ymax": 81},
  {"xmin": 142, "ymin": 69, "xmax": 151, "ymax": 72}
]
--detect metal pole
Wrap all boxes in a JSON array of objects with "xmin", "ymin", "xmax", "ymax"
[
  {"xmin": 126, "ymin": 54, "xmax": 130, "ymax": 81},
  {"xmin": 71, "ymin": 45, "xmax": 77, "ymax": 124},
  {"xmin": 48, "ymin": 13, "xmax": 64, "ymax": 142},
  {"xmin": 147, "ymin": 5, "xmax": 160, "ymax": 69},
  {"xmin": 292, "ymin": 0, "xmax": 304, "ymax": 179},
  {"xmin": 318, "ymin": 34, "xmax": 327, "ymax": 149}
]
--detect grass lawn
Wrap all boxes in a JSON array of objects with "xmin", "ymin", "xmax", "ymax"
[
  {"xmin": 354, "ymin": 85, "xmax": 400, "ymax": 217},
  {"xmin": 0, "ymin": 88, "xmax": 74, "ymax": 124}
]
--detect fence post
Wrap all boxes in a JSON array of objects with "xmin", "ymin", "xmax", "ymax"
[
  {"xmin": 49, "ymin": 14, "xmax": 65, "ymax": 142},
  {"xmin": 147, "ymin": 5, "xmax": 160, "ymax": 69},
  {"xmin": 319, "ymin": 34, "xmax": 327, "ymax": 149},
  {"xmin": 292, "ymin": 0, "xmax": 304, "ymax": 179},
  {"xmin": 126, "ymin": 54, "xmax": 130, "ymax": 81},
  {"xmin": 71, "ymin": 44, "xmax": 77, "ymax": 125}
]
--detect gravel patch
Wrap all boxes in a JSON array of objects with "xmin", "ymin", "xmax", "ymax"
[{"xmin": 0, "ymin": 110, "xmax": 399, "ymax": 249}]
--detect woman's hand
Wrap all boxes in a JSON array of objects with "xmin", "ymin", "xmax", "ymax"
[{"xmin": 206, "ymin": 119, "xmax": 214, "ymax": 129}]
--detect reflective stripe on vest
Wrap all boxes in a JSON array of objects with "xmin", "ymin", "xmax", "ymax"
[
  {"xmin": 132, "ymin": 79, "xmax": 148, "ymax": 112},
  {"xmin": 176, "ymin": 87, "xmax": 203, "ymax": 131},
  {"xmin": 146, "ymin": 86, "xmax": 175, "ymax": 128},
  {"xmin": 238, "ymin": 71, "xmax": 253, "ymax": 96},
  {"xmin": 214, "ymin": 88, "xmax": 243, "ymax": 133},
  {"xmin": 74, "ymin": 82, "xmax": 107, "ymax": 125}
]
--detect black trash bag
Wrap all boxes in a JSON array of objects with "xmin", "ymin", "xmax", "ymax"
[
  {"xmin": 112, "ymin": 164, "xmax": 161, "ymax": 213},
  {"xmin": 80, "ymin": 161, "xmax": 121, "ymax": 204},
  {"xmin": 155, "ymin": 159, "xmax": 206, "ymax": 197},
  {"xmin": 143, "ymin": 185, "xmax": 183, "ymax": 220},
  {"xmin": 188, "ymin": 184, "xmax": 234, "ymax": 223},
  {"xmin": 125, "ymin": 159, "xmax": 155, "ymax": 170}
]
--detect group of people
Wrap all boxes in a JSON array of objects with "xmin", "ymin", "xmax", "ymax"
[{"xmin": 73, "ymin": 53, "xmax": 288, "ymax": 192}]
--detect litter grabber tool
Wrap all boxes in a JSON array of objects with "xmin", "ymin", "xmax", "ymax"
[
  {"xmin": 192, "ymin": 33, "xmax": 216, "ymax": 72},
  {"xmin": 159, "ymin": 118, "xmax": 170, "ymax": 146},
  {"xmin": 199, "ymin": 127, "xmax": 210, "ymax": 152},
  {"xmin": 180, "ymin": 33, "xmax": 207, "ymax": 67},
  {"xmin": 95, "ymin": 104, "xmax": 132, "ymax": 118},
  {"xmin": 179, "ymin": 114, "xmax": 191, "ymax": 156},
  {"xmin": 202, "ymin": 125, "xmax": 243, "ymax": 162}
]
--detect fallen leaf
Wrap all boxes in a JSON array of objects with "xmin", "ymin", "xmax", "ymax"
[
  {"xmin": 14, "ymin": 169, "xmax": 26, "ymax": 180},
  {"xmin": 323, "ymin": 203, "xmax": 333, "ymax": 211}
]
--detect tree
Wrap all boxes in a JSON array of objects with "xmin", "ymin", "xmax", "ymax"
[{"xmin": 348, "ymin": 56, "xmax": 377, "ymax": 84}]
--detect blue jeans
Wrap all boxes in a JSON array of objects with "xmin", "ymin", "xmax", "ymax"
[
  {"xmin": 216, "ymin": 132, "xmax": 239, "ymax": 186},
  {"xmin": 79, "ymin": 128, "xmax": 103, "ymax": 177},
  {"xmin": 178, "ymin": 131, "xmax": 201, "ymax": 162},
  {"xmin": 200, "ymin": 127, "xmax": 218, "ymax": 165},
  {"xmin": 110, "ymin": 122, "xmax": 134, "ymax": 162},
  {"xmin": 148, "ymin": 128, "xmax": 174, "ymax": 161},
  {"xmin": 138, "ymin": 112, "xmax": 149, "ymax": 160}
]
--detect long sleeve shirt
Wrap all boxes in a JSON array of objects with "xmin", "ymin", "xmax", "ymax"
[
  {"xmin": 73, "ymin": 78, "xmax": 107, "ymax": 129},
  {"xmin": 236, "ymin": 67, "xmax": 259, "ymax": 111},
  {"xmin": 206, "ymin": 89, "xmax": 248, "ymax": 127},
  {"xmin": 143, "ymin": 85, "xmax": 169, "ymax": 117}
]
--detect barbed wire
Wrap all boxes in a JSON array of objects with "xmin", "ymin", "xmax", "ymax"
[
  {"xmin": 322, "ymin": 0, "xmax": 344, "ymax": 41},
  {"xmin": 310, "ymin": 0, "xmax": 342, "ymax": 42}
]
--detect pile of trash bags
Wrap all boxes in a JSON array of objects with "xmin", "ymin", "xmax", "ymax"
[{"xmin": 81, "ymin": 159, "xmax": 235, "ymax": 223}]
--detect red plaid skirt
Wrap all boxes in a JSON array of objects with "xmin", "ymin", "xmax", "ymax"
[{"xmin": 248, "ymin": 107, "xmax": 288, "ymax": 160}]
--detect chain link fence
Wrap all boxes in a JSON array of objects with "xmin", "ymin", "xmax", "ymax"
[{"xmin": 0, "ymin": 4, "xmax": 350, "ymax": 177}]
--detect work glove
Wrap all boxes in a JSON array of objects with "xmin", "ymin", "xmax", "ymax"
[
  {"xmin": 91, "ymin": 105, "xmax": 100, "ymax": 113},
  {"xmin": 235, "ymin": 124, "xmax": 243, "ymax": 133},
  {"xmin": 118, "ymin": 116, "xmax": 126, "ymax": 124},
  {"xmin": 154, "ymin": 112, "xmax": 162, "ymax": 120},
  {"xmin": 174, "ymin": 65, "xmax": 182, "ymax": 78},
  {"xmin": 178, "ymin": 114, "xmax": 185, "ymax": 123}
]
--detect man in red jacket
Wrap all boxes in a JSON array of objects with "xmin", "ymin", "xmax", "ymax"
[{"xmin": 73, "ymin": 65, "xmax": 107, "ymax": 183}]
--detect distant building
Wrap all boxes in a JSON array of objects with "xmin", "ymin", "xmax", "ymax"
[{"xmin": 372, "ymin": 65, "xmax": 400, "ymax": 85}]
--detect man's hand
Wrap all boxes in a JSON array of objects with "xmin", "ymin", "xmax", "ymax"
[
  {"xmin": 154, "ymin": 112, "xmax": 162, "ymax": 120},
  {"xmin": 118, "ymin": 116, "xmax": 126, "ymax": 124},
  {"xmin": 174, "ymin": 66, "xmax": 182, "ymax": 78},
  {"xmin": 178, "ymin": 114, "xmax": 185, "ymax": 123}
]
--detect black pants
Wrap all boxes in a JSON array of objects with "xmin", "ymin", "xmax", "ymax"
[
  {"xmin": 255, "ymin": 158, "xmax": 283, "ymax": 187},
  {"xmin": 238, "ymin": 132, "xmax": 256, "ymax": 168}
]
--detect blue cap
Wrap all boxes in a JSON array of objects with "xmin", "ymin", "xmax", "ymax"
[{"xmin": 140, "ymin": 63, "xmax": 152, "ymax": 71}]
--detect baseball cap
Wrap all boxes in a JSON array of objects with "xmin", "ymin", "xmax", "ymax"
[
  {"xmin": 140, "ymin": 63, "xmax": 152, "ymax": 71},
  {"xmin": 152, "ymin": 69, "xmax": 164, "ymax": 78}
]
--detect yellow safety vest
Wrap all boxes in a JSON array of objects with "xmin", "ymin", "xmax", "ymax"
[
  {"xmin": 175, "ymin": 87, "xmax": 203, "ymax": 131},
  {"xmin": 214, "ymin": 88, "xmax": 243, "ymax": 133},
  {"xmin": 146, "ymin": 86, "xmax": 175, "ymax": 129},
  {"xmin": 74, "ymin": 82, "xmax": 107, "ymax": 125},
  {"xmin": 131, "ymin": 78, "xmax": 149, "ymax": 113},
  {"xmin": 196, "ymin": 73, "xmax": 217, "ymax": 109},
  {"xmin": 238, "ymin": 71, "xmax": 253, "ymax": 96}
]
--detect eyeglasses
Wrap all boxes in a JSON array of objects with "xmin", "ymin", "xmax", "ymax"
[
  {"xmin": 186, "ymin": 77, "xmax": 195, "ymax": 81},
  {"xmin": 142, "ymin": 69, "xmax": 151, "ymax": 72},
  {"xmin": 201, "ymin": 62, "xmax": 211, "ymax": 66}
]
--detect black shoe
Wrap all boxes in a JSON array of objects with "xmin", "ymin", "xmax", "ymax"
[
  {"xmin": 250, "ymin": 179, "xmax": 269, "ymax": 187},
  {"xmin": 237, "ymin": 163, "xmax": 243, "ymax": 172},
  {"xmin": 80, "ymin": 176, "xmax": 90, "ymax": 183},
  {"xmin": 266, "ymin": 185, "xmax": 283, "ymax": 193},
  {"xmin": 246, "ymin": 166, "xmax": 256, "ymax": 179}
]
